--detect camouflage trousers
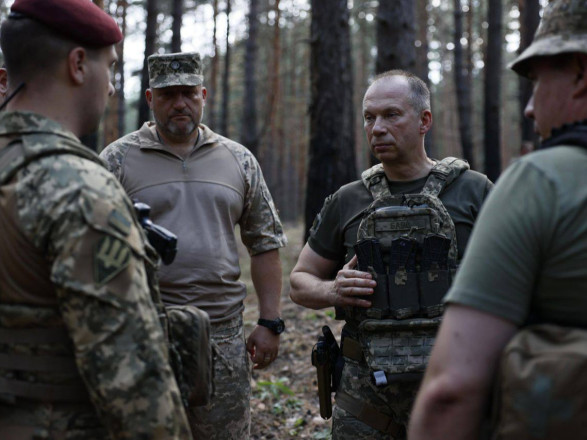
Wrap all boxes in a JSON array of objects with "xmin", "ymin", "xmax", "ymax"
[
  {"xmin": 0, "ymin": 401, "xmax": 108, "ymax": 439},
  {"xmin": 332, "ymin": 358, "xmax": 421, "ymax": 440},
  {"xmin": 188, "ymin": 314, "xmax": 251, "ymax": 440}
]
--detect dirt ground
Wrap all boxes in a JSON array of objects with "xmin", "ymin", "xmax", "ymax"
[{"xmin": 240, "ymin": 223, "xmax": 343, "ymax": 440}]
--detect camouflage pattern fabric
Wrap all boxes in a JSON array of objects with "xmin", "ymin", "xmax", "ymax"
[
  {"xmin": 188, "ymin": 315, "xmax": 251, "ymax": 440},
  {"xmin": 510, "ymin": 0, "xmax": 587, "ymax": 76},
  {"xmin": 332, "ymin": 359, "xmax": 420, "ymax": 440},
  {"xmin": 148, "ymin": 52, "xmax": 204, "ymax": 88},
  {"xmin": 0, "ymin": 111, "xmax": 190, "ymax": 439}
]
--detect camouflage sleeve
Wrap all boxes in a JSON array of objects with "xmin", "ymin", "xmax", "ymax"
[
  {"xmin": 229, "ymin": 143, "xmax": 287, "ymax": 255},
  {"xmin": 99, "ymin": 140, "xmax": 131, "ymax": 181},
  {"xmin": 18, "ymin": 156, "xmax": 190, "ymax": 439}
]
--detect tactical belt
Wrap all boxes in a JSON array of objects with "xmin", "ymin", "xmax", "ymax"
[{"xmin": 335, "ymin": 390, "xmax": 403, "ymax": 437}]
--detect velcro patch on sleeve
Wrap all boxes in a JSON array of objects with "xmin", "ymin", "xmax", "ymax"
[{"xmin": 94, "ymin": 235, "xmax": 131, "ymax": 286}]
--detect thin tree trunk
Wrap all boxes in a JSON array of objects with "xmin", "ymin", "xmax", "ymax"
[
  {"xmin": 376, "ymin": 0, "xmax": 416, "ymax": 73},
  {"xmin": 454, "ymin": 0, "xmax": 475, "ymax": 168},
  {"xmin": 483, "ymin": 0, "xmax": 502, "ymax": 181},
  {"xmin": 416, "ymin": 0, "xmax": 435, "ymax": 157},
  {"xmin": 117, "ymin": 0, "xmax": 127, "ymax": 138},
  {"xmin": 219, "ymin": 0, "xmax": 232, "ymax": 137},
  {"xmin": 518, "ymin": 0, "xmax": 540, "ymax": 150},
  {"xmin": 265, "ymin": 0, "xmax": 282, "ymax": 195},
  {"xmin": 306, "ymin": 0, "xmax": 356, "ymax": 240},
  {"xmin": 171, "ymin": 0, "xmax": 183, "ymax": 53},
  {"xmin": 207, "ymin": 0, "xmax": 219, "ymax": 130},
  {"xmin": 137, "ymin": 0, "xmax": 158, "ymax": 128},
  {"xmin": 241, "ymin": 0, "xmax": 259, "ymax": 156}
]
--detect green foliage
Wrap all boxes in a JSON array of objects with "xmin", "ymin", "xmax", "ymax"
[
  {"xmin": 312, "ymin": 427, "xmax": 332, "ymax": 439},
  {"xmin": 256, "ymin": 377, "xmax": 295, "ymax": 400}
]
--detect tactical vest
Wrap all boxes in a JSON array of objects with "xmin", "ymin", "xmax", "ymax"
[
  {"xmin": 349, "ymin": 157, "xmax": 468, "ymax": 382},
  {"xmin": 0, "ymin": 135, "xmax": 212, "ymax": 407}
]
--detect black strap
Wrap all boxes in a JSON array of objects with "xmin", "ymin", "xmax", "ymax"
[
  {"xmin": 335, "ymin": 390, "xmax": 403, "ymax": 437},
  {"xmin": 0, "ymin": 327, "xmax": 69, "ymax": 344},
  {"xmin": 0, "ymin": 353, "xmax": 78, "ymax": 374}
]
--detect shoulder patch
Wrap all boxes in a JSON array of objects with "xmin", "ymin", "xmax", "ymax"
[
  {"xmin": 94, "ymin": 235, "xmax": 131, "ymax": 286},
  {"xmin": 310, "ymin": 194, "xmax": 334, "ymax": 236}
]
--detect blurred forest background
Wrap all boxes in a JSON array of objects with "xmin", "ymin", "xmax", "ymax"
[{"xmin": 0, "ymin": 0, "xmax": 547, "ymax": 237}]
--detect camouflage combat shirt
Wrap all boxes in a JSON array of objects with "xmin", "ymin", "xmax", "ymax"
[
  {"xmin": 0, "ymin": 111, "xmax": 190, "ymax": 439},
  {"xmin": 101, "ymin": 123, "xmax": 287, "ymax": 323}
]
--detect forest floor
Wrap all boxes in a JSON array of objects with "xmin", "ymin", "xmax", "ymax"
[{"xmin": 239, "ymin": 222, "xmax": 343, "ymax": 440}]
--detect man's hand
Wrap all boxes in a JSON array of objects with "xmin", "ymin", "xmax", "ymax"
[
  {"xmin": 246, "ymin": 325, "xmax": 280, "ymax": 370},
  {"xmin": 328, "ymin": 255, "xmax": 376, "ymax": 308}
]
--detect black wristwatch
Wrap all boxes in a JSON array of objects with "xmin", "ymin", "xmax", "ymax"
[{"xmin": 257, "ymin": 317, "xmax": 285, "ymax": 335}]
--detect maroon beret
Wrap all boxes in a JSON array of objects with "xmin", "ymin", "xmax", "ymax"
[{"xmin": 10, "ymin": 0, "xmax": 122, "ymax": 47}]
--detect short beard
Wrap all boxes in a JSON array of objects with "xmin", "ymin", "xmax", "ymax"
[{"xmin": 155, "ymin": 115, "xmax": 197, "ymax": 139}]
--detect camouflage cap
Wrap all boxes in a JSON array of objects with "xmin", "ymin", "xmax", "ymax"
[
  {"xmin": 148, "ymin": 52, "xmax": 203, "ymax": 89},
  {"xmin": 510, "ymin": 0, "xmax": 587, "ymax": 77}
]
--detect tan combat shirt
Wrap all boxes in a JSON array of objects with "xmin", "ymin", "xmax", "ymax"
[{"xmin": 101, "ymin": 123, "xmax": 287, "ymax": 323}]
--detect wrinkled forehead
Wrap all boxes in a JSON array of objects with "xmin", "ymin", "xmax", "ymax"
[{"xmin": 363, "ymin": 77, "xmax": 412, "ymax": 111}]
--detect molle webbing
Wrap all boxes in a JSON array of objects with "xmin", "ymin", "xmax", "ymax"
[{"xmin": 0, "ymin": 326, "xmax": 89, "ymax": 402}]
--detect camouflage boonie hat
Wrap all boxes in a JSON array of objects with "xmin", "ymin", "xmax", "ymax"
[
  {"xmin": 510, "ymin": 0, "xmax": 587, "ymax": 77},
  {"xmin": 148, "ymin": 52, "xmax": 203, "ymax": 88}
]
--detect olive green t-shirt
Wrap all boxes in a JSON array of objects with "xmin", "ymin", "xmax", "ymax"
[
  {"xmin": 308, "ymin": 168, "xmax": 493, "ymax": 273},
  {"xmin": 445, "ymin": 146, "xmax": 587, "ymax": 327}
]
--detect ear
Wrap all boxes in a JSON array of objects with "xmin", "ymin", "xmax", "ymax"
[
  {"xmin": 201, "ymin": 86, "xmax": 207, "ymax": 102},
  {"xmin": 145, "ymin": 88, "xmax": 153, "ymax": 109},
  {"xmin": 572, "ymin": 53, "xmax": 587, "ymax": 99},
  {"xmin": 420, "ymin": 109, "xmax": 433, "ymax": 134},
  {"xmin": 67, "ymin": 47, "xmax": 88, "ymax": 86}
]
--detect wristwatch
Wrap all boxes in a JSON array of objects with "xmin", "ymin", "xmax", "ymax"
[{"xmin": 257, "ymin": 317, "xmax": 285, "ymax": 335}]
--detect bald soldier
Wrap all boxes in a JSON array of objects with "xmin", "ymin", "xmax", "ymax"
[{"xmin": 0, "ymin": 0, "xmax": 190, "ymax": 438}]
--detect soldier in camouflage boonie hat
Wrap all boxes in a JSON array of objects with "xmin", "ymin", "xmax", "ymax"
[
  {"xmin": 148, "ymin": 52, "xmax": 203, "ymax": 89},
  {"xmin": 510, "ymin": 0, "xmax": 587, "ymax": 77}
]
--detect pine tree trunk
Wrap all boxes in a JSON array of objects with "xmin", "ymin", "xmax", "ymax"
[
  {"xmin": 117, "ymin": 0, "xmax": 127, "ymax": 139},
  {"xmin": 416, "ymin": 0, "xmax": 435, "ymax": 157},
  {"xmin": 241, "ymin": 0, "xmax": 259, "ymax": 157},
  {"xmin": 376, "ymin": 0, "xmax": 416, "ymax": 73},
  {"xmin": 137, "ymin": 0, "xmax": 158, "ymax": 129},
  {"xmin": 454, "ymin": 0, "xmax": 475, "ymax": 168},
  {"xmin": 305, "ymin": 0, "xmax": 356, "ymax": 240},
  {"xmin": 171, "ymin": 0, "xmax": 183, "ymax": 53},
  {"xmin": 519, "ymin": 0, "xmax": 540, "ymax": 150},
  {"xmin": 219, "ymin": 0, "xmax": 232, "ymax": 137},
  {"xmin": 207, "ymin": 0, "xmax": 220, "ymax": 130},
  {"xmin": 483, "ymin": 0, "xmax": 502, "ymax": 181}
]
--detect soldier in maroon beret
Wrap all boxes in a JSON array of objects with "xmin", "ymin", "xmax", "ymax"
[{"xmin": 0, "ymin": 0, "xmax": 191, "ymax": 438}]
